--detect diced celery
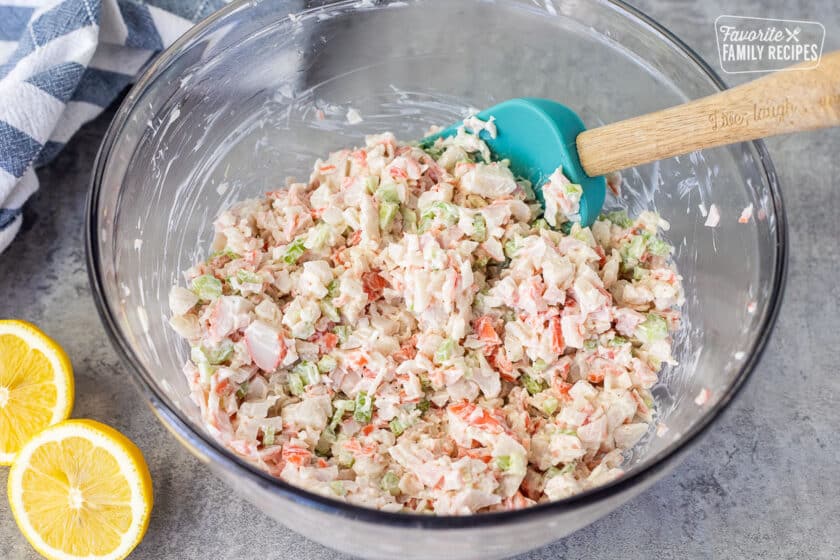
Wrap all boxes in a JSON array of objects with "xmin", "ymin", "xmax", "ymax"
[
  {"xmin": 625, "ymin": 235, "xmax": 646, "ymax": 262},
  {"xmin": 288, "ymin": 372, "xmax": 305, "ymax": 396},
  {"xmin": 380, "ymin": 472, "xmax": 400, "ymax": 495},
  {"xmin": 262, "ymin": 425, "xmax": 275, "ymax": 446},
  {"xmin": 572, "ymin": 229, "xmax": 590, "ymax": 244},
  {"xmin": 389, "ymin": 418, "xmax": 406, "ymax": 436},
  {"xmin": 436, "ymin": 202, "xmax": 459, "ymax": 225},
  {"xmin": 375, "ymin": 182, "xmax": 400, "ymax": 203},
  {"xmin": 471, "ymin": 215, "xmax": 487, "ymax": 242},
  {"xmin": 327, "ymin": 279, "xmax": 340, "ymax": 298},
  {"xmin": 495, "ymin": 455, "xmax": 512, "ymax": 471},
  {"xmin": 521, "ymin": 374, "xmax": 546, "ymax": 396},
  {"xmin": 496, "ymin": 454, "xmax": 526, "ymax": 477},
  {"xmin": 544, "ymin": 466, "xmax": 561, "ymax": 480},
  {"xmin": 474, "ymin": 255, "xmax": 489, "ymax": 268},
  {"xmin": 606, "ymin": 210, "xmax": 633, "ymax": 228},
  {"xmin": 330, "ymin": 480, "xmax": 347, "ymax": 496},
  {"xmin": 584, "ymin": 339, "xmax": 598, "ymax": 351},
  {"xmin": 315, "ymin": 429, "xmax": 336, "ymax": 456},
  {"xmin": 191, "ymin": 275, "xmax": 222, "ymax": 301},
  {"xmin": 423, "ymin": 143, "xmax": 445, "ymax": 159},
  {"xmin": 503, "ymin": 238, "xmax": 519, "ymax": 259},
  {"xmin": 560, "ymin": 428, "xmax": 577, "ymax": 436},
  {"xmin": 560, "ymin": 462, "xmax": 576, "ymax": 475},
  {"xmin": 421, "ymin": 201, "xmax": 458, "ymax": 228},
  {"xmin": 508, "ymin": 453, "xmax": 527, "ymax": 477},
  {"xmin": 294, "ymin": 361, "xmax": 320, "ymax": 386},
  {"xmin": 235, "ymin": 382, "xmax": 249, "ymax": 400},
  {"xmin": 379, "ymin": 201, "xmax": 400, "ymax": 230},
  {"xmin": 204, "ymin": 341, "xmax": 234, "ymax": 365},
  {"xmin": 647, "ymin": 236, "xmax": 671, "ymax": 256},
  {"xmin": 209, "ymin": 249, "xmax": 241, "ymax": 261},
  {"xmin": 541, "ymin": 396, "xmax": 559, "ymax": 415},
  {"xmin": 610, "ymin": 336, "xmax": 628, "ymax": 346},
  {"xmin": 334, "ymin": 399, "xmax": 355, "ymax": 411},
  {"xmin": 329, "ymin": 400, "xmax": 354, "ymax": 431},
  {"xmin": 318, "ymin": 355, "xmax": 338, "ymax": 373},
  {"xmin": 337, "ymin": 451, "xmax": 355, "ymax": 468},
  {"xmin": 563, "ymin": 182, "xmax": 583, "ymax": 197},
  {"xmin": 632, "ymin": 267, "xmax": 648, "ymax": 281},
  {"xmin": 320, "ymin": 300, "xmax": 340, "ymax": 322},
  {"xmin": 532, "ymin": 358, "xmax": 548, "ymax": 372},
  {"xmin": 417, "ymin": 399, "xmax": 431, "ymax": 412},
  {"xmin": 637, "ymin": 313, "xmax": 668, "ymax": 343},
  {"xmin": 283, "ymin": 238, "xmax": 306, "ymax": 264},
  {"xmin": 364, "ymin": 176, "xmax": 380, "ymax": 194},
  {"xmin": 333, "ymin": 325, "xmax": 352, "ymax": 344},
  {"xmin": 307, "ymin": 223, "xmax": 333, "ymax": 250},
  {"xmin": 354, "ymin": 391, "xmax": 373, "ymax": 423},
  {"xmin": 434, "ymin": 338, "xmax": 455, "ymax": 364},
  {"xmin": 236, "ymin": 269, "xmax": 262, "ymax": 284},
  {"xmin": 533, "ymin": 218, "xmax": 550, "ymax": 230}
]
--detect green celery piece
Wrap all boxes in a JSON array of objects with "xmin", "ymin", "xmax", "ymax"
[
  {"xmin": 294, "ymin": 361, "xmax": 320, "ymax": 386},
  {"xmin": 389, "ymin": 418, "xmax": 406, "ymax": 436},
  {"xmin": 541, "ymin": 396, "xmax": 559, "ymax": 415},
  {"xmin": 317, "ymin": 355, "xmax": 338, "ymax": 373},
  {"xmin": 471, "ymin": 215, "xmax": 487, "ymax": 242},
  {"xmin": 191, "ymin": 275, "xmax": 222, "ymax": 301},
  {"xmin": 637, "ymin": 313, "xmax": 668, "ymax": 343},
  {"xmin": 288, "ymin": 373, "xmax": 305, "ymax": 396},
  {"xmin": 283, "ymin": 238, "xmax": 306, "ymax": 264},
  {"xmin": 605, "ymin": 210, "xmax": 633, "ymax": 228},
  {"xmin": 262, "ymin": 425, "xmax": 276, "ymax": 446},
  {"xmin": 333, "ymin": 325, "xmax": 352, "ymax": 344},
  {"xmin": 521, "ymin": 374, "xmax": 546, "ymax": 395},
  {"xmin": 375, "ymin": 183, "xmax": 400, "ymax": 203},
  {"xmin": 354, "ymin": 391, "xmax": 373, "ymax": 423},
  {"xmin": 380, "ymin": 471, "xmax": 400, "ymax": 495},
  {"xmin": 235, "ymin": 269, "xmax": 262, "ymax": 284},
  {"xmin": 379, "ymin": 201, "xmax": 400, "ymax": 230},
  {"xmin": 434, "ymin": 338, "xmax": 455, "ymax": 363}
]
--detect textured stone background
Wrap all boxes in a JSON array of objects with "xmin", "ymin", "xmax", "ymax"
[{"xmin": 1, "ymin": 0, "xmax": 839, "ymax": 558}]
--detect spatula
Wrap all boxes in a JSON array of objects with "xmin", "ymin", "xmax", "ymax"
[{"xmin": 421, "ymin": 51, "xmax": 840, "ymax": 225}]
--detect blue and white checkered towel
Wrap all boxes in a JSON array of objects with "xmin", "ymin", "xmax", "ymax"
[{"xmin": 0, "ymin": 0, "xmax": 229, "ymax": 253}]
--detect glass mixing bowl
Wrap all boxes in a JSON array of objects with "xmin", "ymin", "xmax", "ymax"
[{"xmin": 86, "ymin": 0, "xmax": 786, "ymax": 558}]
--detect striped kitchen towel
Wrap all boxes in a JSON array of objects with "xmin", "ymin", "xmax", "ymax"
[{"xmin": 0, "ymin": 0, "xmax": 230, "ymax": 253}]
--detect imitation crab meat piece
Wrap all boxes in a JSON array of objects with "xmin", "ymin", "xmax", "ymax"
[{"xmin": 245, "ymin": 320, "xmax": 287, "ymax": 372}]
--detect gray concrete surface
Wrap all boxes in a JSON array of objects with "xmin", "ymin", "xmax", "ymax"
[{"xmin": 1, "ymin": 0, "xmax": 839, "ymax": 558}]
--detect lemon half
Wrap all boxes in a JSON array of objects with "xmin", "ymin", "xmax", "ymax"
[
  {"xmin": 0, "ymin": 320, "xmax": 74, "ymax": 464},
  {"xmin": 8, "ymin": 419, "xmax": 154, "ymax": 560}
]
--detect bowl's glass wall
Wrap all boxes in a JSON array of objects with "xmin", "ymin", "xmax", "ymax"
[{"xmin": 94, "ymin": 0, "xmax": 780, "ymax": 519}]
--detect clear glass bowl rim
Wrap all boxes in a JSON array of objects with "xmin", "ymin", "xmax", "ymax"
[{"xmin": 85, "ymin": 0, "xmax": 788, "ymax": 529}]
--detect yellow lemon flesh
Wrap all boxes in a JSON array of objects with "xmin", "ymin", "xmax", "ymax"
[
  {"xmin": 8, "ymin": 419, "xmax": 154, "ymax": 560},
  {"xmin": 0, "ymin": 320, "xmax": 74, "ymax": 464}
]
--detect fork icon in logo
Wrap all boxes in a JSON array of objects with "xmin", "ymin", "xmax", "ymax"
[{"xmin": 785, "ymin": 26, "xmax": 802, "ymax": 42}]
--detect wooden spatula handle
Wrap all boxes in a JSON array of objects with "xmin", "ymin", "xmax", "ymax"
[{"xmin": 577, "ymin": 51, "xmax": 840, "ymax": 177}]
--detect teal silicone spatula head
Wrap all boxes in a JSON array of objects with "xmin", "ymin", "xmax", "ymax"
[{"xmin": 420, "ymin": 98, "xmax": 606, "ymax": 226}]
